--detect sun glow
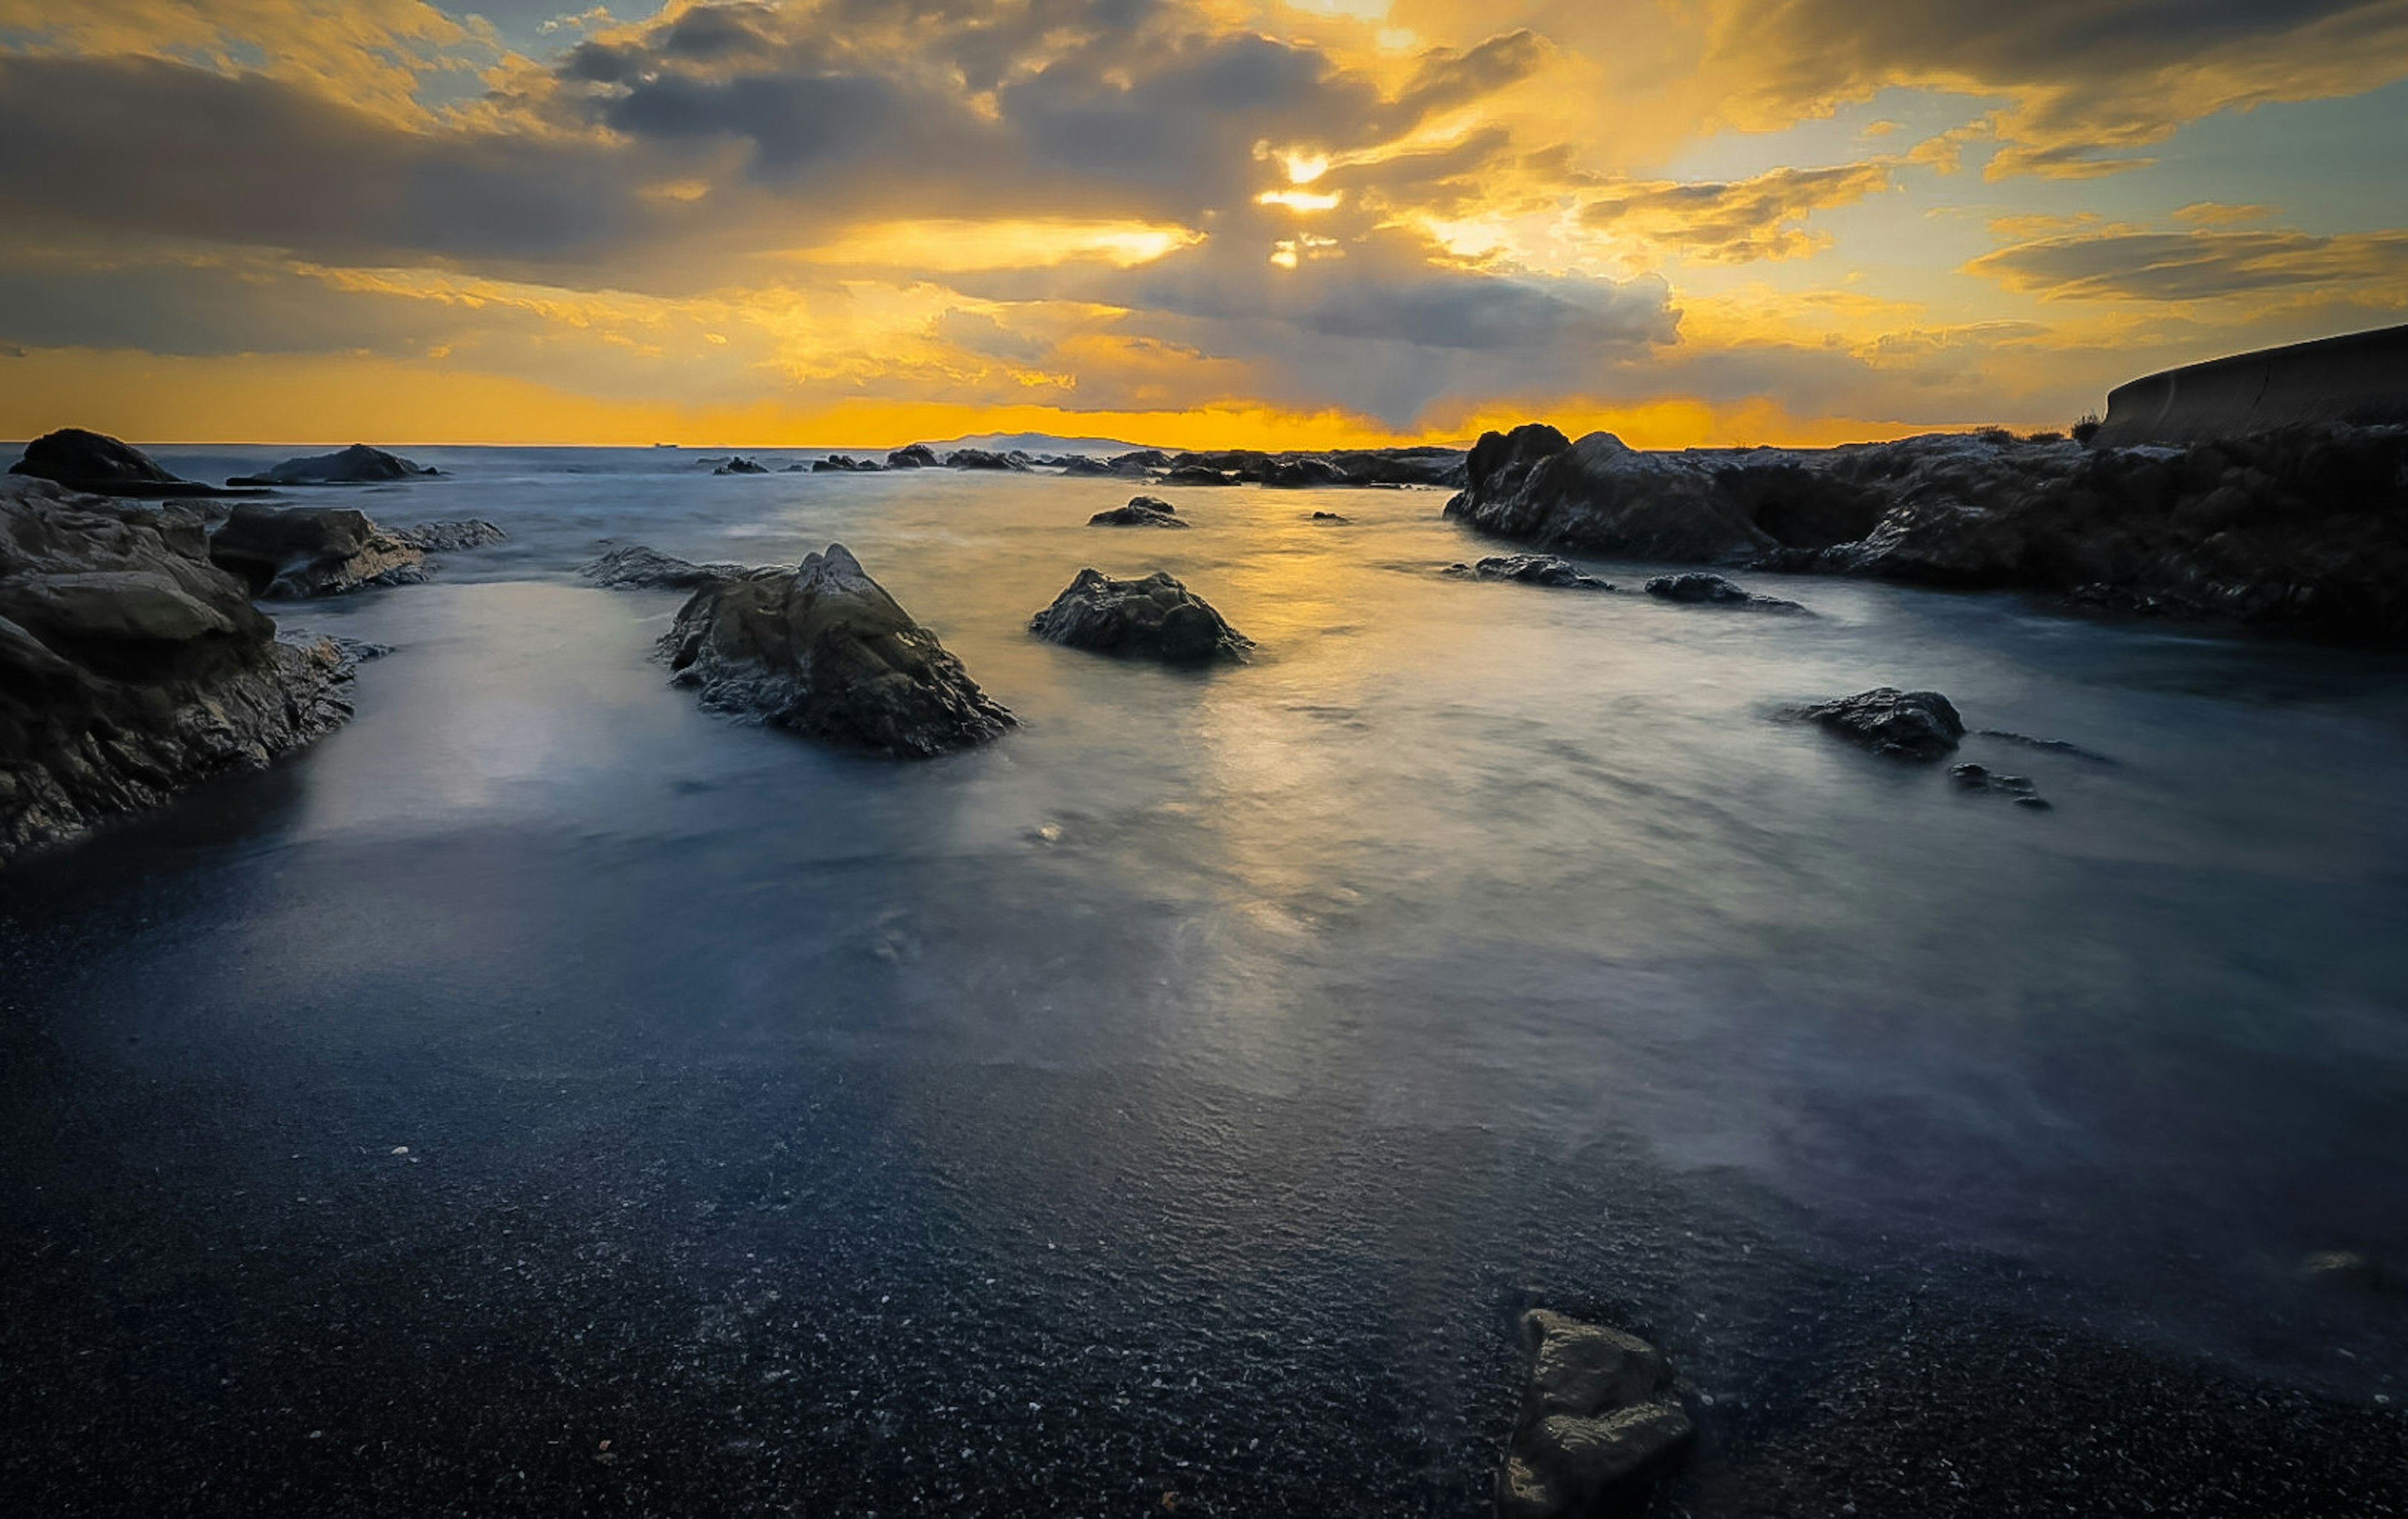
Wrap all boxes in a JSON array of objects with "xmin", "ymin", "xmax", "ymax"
[
  {"xmin": 1257, "ymin": 189, "xmax": 1343, "ymax": 212},
  {"xmin": 793, "ymin": 220, "xmax": 1203, "ymax": 271}
]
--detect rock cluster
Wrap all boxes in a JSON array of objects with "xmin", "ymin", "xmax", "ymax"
[
  {"xmin": 1497, "ymin": 1310, "xmax": 1693, "ymax": 1519},
  {"xmin": 945, "ymin": 449, "xmax": 1027, "ymax": 471},
  {"xmin": 208, "ymin": 504, "xmax": 429, "ymax": 598},
  {"xmin": 713, "ymin": 456, "xmax": 770, "ymax": 475},
  {"xmin": 1644, "ymin": 572, "xmax": 1805, "ymax": 612},
  {"xmin": 813, "ymin": 455, "xmax": 884, "ymax": 473},
  {"xmin": 1029, "ymin": 569, "xmax": 1250, "ymax": 665},
  {"xmin": 1951, "ymin": 762, "xmax": 2051, "ymax": 810},
  {"xmin": 227, "ymin": 444, "xmax": 438, "ymax": 486},
  {"xmin": 1791, "ymin": 687, "xmax": 1965, "ymax": 761},
  {"xmin": 885, "ymin": 444, "xmax": 939, "ymax": 469},
  {"xmin": 9, "ymin": 428, "xmax": 238, "ymax": 498},
  {"xmin": 1088, "ymin": 495, "xmax": 1188, "ymax": 528},
  {"xmin": 660, "ymin": 544, "xmax": 1013, "ymax": 757},
  {"xmin": 1445, "ymin": 554, "xmax": 1612, "ymax": 591},
  {"xmin": 1, "ymin": 479, "xmax": 357, "ymax": 864}
]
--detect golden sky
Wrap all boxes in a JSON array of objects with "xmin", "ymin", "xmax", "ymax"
[{"xmin": 1, "ymin": 0, "xmax": 2404, "ymax": 448}]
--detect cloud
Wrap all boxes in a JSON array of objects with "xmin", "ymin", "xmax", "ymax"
[
  {"xmin": 1578, "ymin": 162, "xmax": 1894, "ymax": 265},
  {"xmin": 1967, "ymin": 221, "xmax": 2408, "ymax": 301}
]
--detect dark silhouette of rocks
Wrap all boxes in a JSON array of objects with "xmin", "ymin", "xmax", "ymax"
[
  {"xmin": 660, "ymin": 544, "xmax": 1011, "ymax": 758},
  {"xmin": 1311, "ymin": 511, "xmax": 1350, "ymax": 523},
  {"xmin": 813, "ymin": 455, "xmax": 884, "ymax": 473},
  {"xmin": 579, "ymin": 544, "xmax": 756, "ymax": 591},
  {"xmin": 208, "ymin": 505, "xmax": 429, "ymax": 597},
  {"xmin": 1497, "ymin": 1310, "xmax": 1692, "ymax": 1519},
  {"xmin": 226, "ymin": 444, "xmax": 438, "ymax": 486},
  {"xmin": 714, "ymin": 456, "xmax": 770, "ymax": 475},
  {"xmin": 1, "ymin": 478, "xmax": 357, "ymax": 864},
  {"xmin": 1150, "ymin": 446, "xmax": 1465, "ymax": 488},
  {"xmin": 1446, "ymin": 420, "xmax": 2408, "ymax": 644},
  {"xmin": 1107, "ymin": 449, "xmax": 1171, "ymax": 476},
  {"xmin": 392, "ymin": 520, "xmax": 505, "ymax": 553},
  {"xmin": 1790, "ymin": 687, "xmax": 1965, "ymax": 760},
  {"xmin": 1951, "ymin": 762, "xmax": 2052, "ymax": 809},
  {"xmin": 1029, "ymin": 569, "xmax": 1250, "ymax": 665},
  {"xmin": 885, "ymin": 444, "xmax": 939, "ymax": 469},
  {"xmin": 946, "ymin": 449, "xmax": 1027, "ymax": 471},
  {"xmin": 1088, "ymin": 495, "xmax": 1187, "ymax": 528},
  {"xmin": 9, "ymin": 428, "xmax": 244, "ymax": 498},
  {"xmin": 1159, "ymin": 463, "xmax": 1240, "ymax": 486},
  {"xmin": 1644, "ymin": 572, "xmax": 1805, "ymax": 612},
  {"xmin": 1445, "ymin": 554, "xmax": 1612, "ymax": 590},
  {"xmin": 1058, "ymin": 455, "xmax": 1117, "ymax": 476}
]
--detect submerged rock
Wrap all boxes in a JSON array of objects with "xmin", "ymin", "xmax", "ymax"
[
  {"xmin": 1497, "ymin": 1310, "xmax": 1693, "ymax": 1519},
  {"xmin": 579, "ymin": 544, "xmax": 755, "ymax": 591},
  {"xmin": 1158, "ymin": 463, "xmax": 1239, "ymax": 487},
  {"xmin": 1088, "ymin": 495, "xmax": 1187, "ymax": 528},
  {"xmin": 392, "ymin": 520, "xmax": 506, "ymax": 553},
  {"xmin": 660, "ymin": 544, "xmax": 1012, "ymax": 757},
  {"xmin": 1950, "ymin": 762, "xmax": 2051, "ymax": 809},
  {"xmin": 9, "ymin": 428, "xmax": 233, "ymax": 498},
  {"xmin": 208, "ymin": 504, "xmax": 427, "ymax": 597},
  {"xmin": 1792, "ymin": 687, "xmax": 1965, "ymax": 761},
  {"xmin": 1644, "ymin": 572, "xmax": 1805, "ymax": 612},
  {"xmin": 227, "ymin": 444, "xmax": 438, "ymax": 486},
  {"xmin": 714, "ymin": 456, "xmax": 770, "ymax": 475},
  {"xmin": 1310, "ymin": 510, "xmax": 1351, "ymax": 523},
  {"xmin": 0, "ymin": 479, "xmax": 357, "ymax": 864},
  {"xmin": 885, "ymin": 444, "xmax": 939, "ymax": 470},
  {"xmin": 1028, "ymin": 569, "xmax": 1250, "ymax": 665},
  {"xmin": 1445, "ymin": 554, "xmax": 1613, "ymax": 591}
]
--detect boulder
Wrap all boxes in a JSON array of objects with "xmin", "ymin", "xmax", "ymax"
[
  {"xmin": 946, "ymin": 449, "xmax": 1026, "ymax": 471},
  {"xmin": 391, "ymin": 520, "xmax": 507, "ymax": 553},
  {"xmin": 1791, "ymin": 687, "xmax": 1965, "ymax": 761},
  {"xmin": 1089, "ymin": 495, "xmax": 1187, "ymax": 528},
  {"xmin": 226, "ymin": 444, "xmax": 438, "ymax": 486},
  {"xmin": 885, "ymin": 444, "xmax": 940, "ymax": 470},
  {"xmin": 660, "ymin": 544, "xmax": 1012, "ymax": 758},
  {"xmin": 714, "ymin": 456, "xmax": 770, "ymax": 475},
  {"xmin": 207, "ymin": 504, "xmax": 426, "ymax": 598},
  {"xmin": 1310, "ymin": 511, "xmax": 1351, "ymax": 523},
  {"xmin": 1158, "ymin": 463, "xmax": 1239, "ymax": 487},
  {"xmin": 0, "ymin": 478, "xmax": 356, "ymax": 865},
  {"xmin": 9, "ymin": 428, "xmax": 235, "ymax": 498},
  {"xmin": 1028, "ymin": 569, "xmax": 1251, "ymax": 665},
  {"xmin": 579, "ymin": 544, "xmax": 754, "ymax": 591},
  {"xmin": 1107, "ymin": 449, "xmax": 1171, "ymax": 476},
  {"xmin": 1497, "ymin": 1310, "xmax": 1692, "ymax": 1519},
  {"xmin": 1445, "ymin": 555, "xmax": 1613, "ymax": 591},
  {"xmin": 1643, "ymin": 572, "xmax": 1805, "ymax": 612},
  {"xmin": 812, "ymin": 455, "xmax": 883, "ymax": 473},
  {"xmin": 1058, "ymin": 456, "xmax": 1116, "ymax": 476},
  {"xmin": 1950, "ymin": 762, "xmax": 2052, "ymax": 809}
]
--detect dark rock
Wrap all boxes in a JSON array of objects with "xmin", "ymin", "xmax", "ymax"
[
  {"xmin": 391, "ymin": 520, "xmax": 505, "ymax": 553},
  {"xmin": 0, "ymin": 479, "xmax": 357, "ymax": 865},
  {"xmin": 1976, "ymin": 729, "xmax": 2115, "ymax": 764},
  {"xmin": 812, "ymin": 455, "xmax": 883, "ymax": 473},
  {"xmin": 1310, "ymin": 511, "xmax": 1351, "ymax": 523},
  {"xmin": 9, "ymin": 428, "xmax": 240, "ymax": 498},
  {"xmin": 1107, "ymin": 449, "xmax": 1171, "ymax": 476},
  {"xmin": 208, "ymin": 504, "xmax": 427, "ymax": 597},
  {"xmin": 1644, "ymin": 572, "xmax": 1805, "ymax": 611},
  {"xmin": 1445, "ymin": 554, "xmax": 1612, "ymax": 591},
  {"xmin": 1088, "ymin": 495, "xmax": 1187, "ymax": 528},
  {"xmin": 579, "ymin": 544, "xmax": 755, "ymax": 591},
  {"xmin": 1028, "ymin": 569, "xmax": 1251, "ymax": 665},
  {"xmin": 1497, "ymin": 1310, "xmax": 1692, "ymax": 1519},
  {"xmin": 783, "ymin": 463, "xmax": 810, "ymax": 472},
  {"xmin": 226, "ymin": 444, "xmax": 438, "ymax": 486},
  {"xmin": 1950, "ymin": 762, "xmax": 2050, "ymax": 809},
  {"xmin": 1158, "ymin": 464, "xmax": 1240, "ymax": 486},
  {"xmin": 946, "ymin": 449, "xmax": 1027, "ymax": 471},
  {"xmin": 1058, "ymin": 456, "xmax": 1116, "ymax": 476},
  {"xmin": 660, "ymin": 544, "xmax": 1011, "ymax": 757},
  {"xmin": 885, "ymin": 444, "xmax": 939, "ymax": 470},
  {"xmin": 714, "ymin": 456, "xmax": 769, "ymax": 475},
  {"xmin": 1792, "ymin": 687, "xmax": 1965, "ymax": 761}
]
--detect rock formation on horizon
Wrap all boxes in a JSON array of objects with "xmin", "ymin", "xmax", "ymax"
[
  {"xmin": 9, "ymin": 428, "xmax": 239, "ymax": 498},
  {"xmin": 227, "ymin": 444, "xmax": 439, "ymax": 486}
]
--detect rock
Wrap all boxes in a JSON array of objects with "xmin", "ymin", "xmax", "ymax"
[
  {"xmin": 9, "ymin": 428, "xmax": 236, "ymax": 498},
  {"xmin": 226, "ymin": 444, "xmax": 438, "ymax": 486},
  {"xmin": 579, "ymin": 544, "xmax": 754, "ymax": 591},
  {"xmin": 1028, "ymin": 569, "xmax": 1251, "ymax": 665},
  {"xmin": 1950, "ymin": 762, "xmax": 2051, "ymax": 809},
  {"xmin": 1644, "ymin": 572, "xmax": 1805, "ymax": 612},
  {"xmin": 1158, "ymin": 464, "xmax": 1239, "ymax": 486},
  {"xmin": 1792, "ymin": 687, "xmax": 1965, "ymax": 761},
  {"xmin": 1107, "ymin": 449, "xmax": 1171, "ymax": 476},
  {"xmin": 391, "ymin": 520, "xmax": 505, "ymax": 553},
  {"xmin": 1445, "ymin": 554, "xmax": 1613, "ymax": 591},
  {"xmin": 1058, "ymin": 456, "xmax": 1117, "ymax": 476},
  {"xmin": 660, "ymin": 544, "xmax": 1011, "ymax": 757},
  {"xmin": 1089, "ymin": 496, "xmax": 1188, "ymax": 528},
  {"xmin": 1497, "ymin": 1310, "xmax": 1692, "ymax": 1519},
  {"xmin": 946, "ymin": 449, "xmax": 1027, "ymax": 471},
  {"xmin": 885, "ymin": 444, "xmax": 939, "ymax": 470},
  {"xmin": 0, "ymin": 478, "xmax": 357, "ymax": 865},
  {"xmin": 714, "ymin": 456, "xmax": 769, "ymax": 475},
  {"xmin": 1975, "ymin": 729, "xmax": 2116, "ymax": 764},
  {"xmin": 1310, "ymin": 511, "xmax": 1351, "ymax": 523},
  {"xmin": 812, "ymin": 455, "xmax": 883, "ymax": 473},
  {"xmin": 207, "ymin": 504, "xmax": 427, "ymax": 597}
]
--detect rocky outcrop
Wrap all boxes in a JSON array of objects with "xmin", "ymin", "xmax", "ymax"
[
  {"xmin": 1445, "ymin": 554, "xmax": 1612, "ymax": 591},
  {"xmin": 208, "ymin": 505, "xmax": 428, "ymax": 598},
  {"xmin": 391, "ymin": 520, "xmax": 506, "ymax": 553},
  {"xmin": 660, "ymin": 544, "xmax": 1011, "ymax": 757},
  {"xmin": 714, "ymin": 456, "xmax": 770, "ymax": 475},
  {"xmin": 1311, "ymin": 511, "xmax": 1350, "ymax": 523},
  {"xmin": 812, "ymin": 455, "xmax": 884, "ymax": 473},
  {"xmin": 1150, "ymin": 446, "xmax": 1466, "ymax": 489},
  {"xmin": 226, "ymin": 444, "xmax": 438, "ymax": 486},
  {"xmin": 1159, "ymin": 464, "xmax": 1240, "ymax": 487},
  {"xmin": 946, "ymin": 449, "xmax": 1026, "ymax": 471},
  {"xmin": 1107, "ymin": 449, "xmax": 1171, "ymax": 476},
  {"xmin": 1951, "ymin": 762, "xmax": 2051, "ymax": 810},
  {"xmin": 9, "ymin": 428, "xmax": 238, "ymax": 499},
  {"xmin": 1, "ymin": 479, "xmax": 356, "ymax": 865},
  {"xmin": 1088, "ymin": 495, "xmax": 1187, "ymax": 528},
  {"xmin": 885, "ymin": 444, "xmax": 939, "ymax": 470},
  {"xmin": 1058, "ymin": 455, "xmax": 1117, "ymax": 476},
  {"xmin": 1028, "ymin": 569, "xmax": 1250, "ymax": 665},
  {"xmin": 1644, "ymin": 572, "xmax": 1805, "ymax": 612},
  {"xmin": 1497, "ymin": 1310, "xmax": 1692, "ymax": 1519},
  {"xmin": 1447, "ymin": 420, "xmax": 2408, "ymax": 645},
  {"xmin": 579, "ymin": 544, "xmax": 754, "ymax": 591},
  {"xmin": 1790, "ymin": 687, "xmax": 1964, "ymax": 761}
]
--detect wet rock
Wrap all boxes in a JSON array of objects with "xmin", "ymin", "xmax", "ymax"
[
  {"xmin": 1028, "ymin": 569, "xmax": 1251, "ymax": 665},
  {"xmin": 1089, "ymin": 495, "xmax": 1188, "ymax": 528},
  {"xmin": 391, "ymin": 520, "xmax": 506, "ymax": 553},
  {"xmin": 1950, "ymin": 763, "xmax": 2051, "ymax": 809},
  {"xmin": 226, "ymin": 444, "xmax": 438, "ymax": 486},
  {"xmin": 579, "ymin": 544, "xmax": 755, "ymax": 591},
  {"xmin": 9, "ymin": 427, "xmax": 236, "ymax": 498},
  {"xmin": 660, "ymin": 544, "xmax": 1011, "ymax": 757},
  {"xmin": 1644, "ymin": 572, "xmax": 1804, "ymax": 612},
  {"xmin": 1310, "ymin": 510, "xmax": 1351, "ymax": 523},
  {"xmin": 1497, "ymin": 1310, "xmax": 1692, "ymax": 1519},
  {"xmin": 1445, "ymin": 554, "xmax": 1613, "ymax": 591},
  {"xmin": 812, "ymin": 455, "xmax": 884, "ymax": 473},
  {"xmin": 885, "ymin": 444, "xmax": 939, "ymax": 470},
  {"xmin": 1792, "ymin": 687, "xmax": 1965, "ymax": 761},
  {"xmin": 1107, "ymin": 449, "xmax": 1171, "ymax": 476},
  {"xmin": 1159, "ymin": 464, "xmax": 1240, "ymax": 487},
  {"xmin": 946, "ymin": 449, "xmax": 1026, "ymax": 471},
  {"xmin": 1057, "ymin": 455, "xmax": 1117, "ymax": 476},
  {"xmin": 0, "ymin": 478, "xmax": 357, "ymax": 864},
  {"xmin": 714, "ymin": 456, "xmax": 770, "ymax": 475},
  {"xmin": 208, "ymin": 504, "xmax": 427, "ymax": 597}
]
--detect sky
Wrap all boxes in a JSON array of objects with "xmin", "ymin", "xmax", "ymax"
[{"xmin": 0, "ymin": 1, "xmax": 2404, "ymax": 449}]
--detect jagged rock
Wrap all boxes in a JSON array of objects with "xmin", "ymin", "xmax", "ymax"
[
  {"xmin": 660, "ymin": 544, "xmax": 1011, "ymax": 757},
  {"xmin": 1497, "ymin": 1310, "xmax": 1693, "ymax": 1519},
  {"xmin": 8, "ymin": 428, "xmax": 236, "ymax": 498},
  {"xmin": 885, "ymin": 444, "xmax": 939, "ymax": 470},
  {"xmin": 208, "ymin": 504, "xmax": 427, "ymax": 598},
  {"xmin": 1089, "ymin": 495, "xmax": 1187, "ymax": 528},
  {"xmin": 1445, "ymin": 554, "xmax": 1613, "ymax": 591},
  {"xmin": 1159, "ymin": 464, "xmax": 1239, "ymax": 487},
  {"xmin": 1644, "ymin": 572, "xmax": 1805, "ymax": 612},
  {"xmin": 1311, "ymin": 511, "xmax": 1351, "ymax": 523},
  {"xmin": 1108, "ymin": 449, "xmax": 1171, "ymax": 476},
  {"xmin": 946, "ymin": 449, "xmax": 1026, "ymax": 471},
  {"xmin": 1058, "ymin": 456, "xmax": 1116, "ymax": 476},
  {"xmin": 1950, "ymin": 762, "xmax": 2051, "ymax": 809},
  {"xmin": 579, "ymin": 544, "xmax": 755, "ymax": 591},
  {"xmin": 0, "ymin": 478, "xmax": 357, "ymax": 864},
  {"xmin": 1791, "ymin": 687, "xmax": 1965, "ymax": 761},
  {"xmin": 714, "ymin": 456, "xmax": 769, "ymax": 475},
  {"xmin": 812, "ymin": 455, "xmax": 883, "ymax": 473},
  {"xmin": 1028, "ymin": 569, "xmax": 1251, "ymax": 665},
  {"xmin": 391, "ymin": 520, "xmax": 506, "ymax": 553},
  {"xmin": 226, "ymin": 444, "xmax": 438, "ymax": 486}
]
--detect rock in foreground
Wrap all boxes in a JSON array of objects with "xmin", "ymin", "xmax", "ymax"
[
  {"xmin": 1445, "ymin": 554, "xmax": 1613, "ymax": 591},
  {"xmin": 1644, "ymin": 572, "xmax": 1804, "ymax": 612},
  {"xmin": 1088, "ymin": 495, "xmax": 1187, "ymax": 528},
  {"xmin": 9, "ymin": 428, "xmax": 232, "ymax": 498},
  {"xmin": 208, "ymin": 505, "xmax": 427, "ymax": 597},
  {"xmin": 1029, "ymin": 569, "xmax": 1250, "ymax": 665},
  {"xmin": 1792, "ymin": 687, "xmax": 1965, "ymax": 760},
  {"xmin": 1497, "ymin": 1310, "xmax": 1693, "ymax": 1519},
  {"xmin": 227, "ymin": 444, "xmax": 438, "ymax": 486},
  {"xmin": 661, "ymin": 544, "xmax": 1011, "ymax": 757},
  {"xmin": 1, "ymin": 479, "xmax": 356, "ymax": 865},
  {"xmin": 391, "ymin": 520, "xmax": 506, "ymax": 553}
]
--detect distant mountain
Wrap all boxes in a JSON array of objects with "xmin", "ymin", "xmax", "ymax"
[{"xmin": 919, "ymin": 431, "xmax": 1154, "ymax": 456}]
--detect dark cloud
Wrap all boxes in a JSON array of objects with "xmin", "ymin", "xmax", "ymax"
[
  {"xmin": 1967, "ymin": 223, "xmax": 2408, "ymax": 300},
  {"xmin": 1580, "ymin": 162, "xmax": 1894, "ymax": 263}
]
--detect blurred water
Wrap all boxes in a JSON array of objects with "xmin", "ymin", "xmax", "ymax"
[{"xmin": 4, "ymin": 445, "xmax": 2405, "ymax": 1508}]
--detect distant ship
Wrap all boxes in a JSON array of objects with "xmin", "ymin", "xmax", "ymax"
[{"xmin": 652, "ymin": 442, "xmax": 680, "ymax": 449}]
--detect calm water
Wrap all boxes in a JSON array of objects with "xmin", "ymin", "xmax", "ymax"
[{"xmin": 5, "ymin": 446, "xmax": 2406, "ymax": 1510}]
